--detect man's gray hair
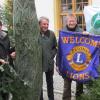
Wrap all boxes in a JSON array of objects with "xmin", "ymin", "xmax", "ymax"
[
  {"xmin": 39, "ymin": 16, "xmax": 49, "ymax": 24},
  {"xmin": 66, "ymin": 13, "xmax": 77, "ymax": 22}
]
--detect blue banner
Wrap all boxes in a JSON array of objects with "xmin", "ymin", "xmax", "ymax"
[{"xmin": 58, "ymin": 31, "xmax": 100, "ymax": 83}]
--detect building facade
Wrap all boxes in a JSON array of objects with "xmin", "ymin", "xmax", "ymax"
[
  {"xmin": 54, "ymin": 0, "xmax": 94, "ymax": 36},
  {"xmin": 36, "ymin": 0, "xmax": 100, "ymax": 36}
]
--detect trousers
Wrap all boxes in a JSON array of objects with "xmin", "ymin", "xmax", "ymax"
[
  {"xmin": 0, "ymin": 92, "xmax": 9, "ymax": 100},
  {"xmin": 40, "ymin": 69, "xmax": 54, "ymax": 100},
  {"xmin": 63, "ymin": 78, "xmax": 83, "ymax": 100}
]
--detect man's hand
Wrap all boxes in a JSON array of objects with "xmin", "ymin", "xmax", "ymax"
[
  {"xmin": 82, "ymin": 31, "xmax": 90, "ymax": 34},
  {"xmin": 0, "ymin": 59, "xmax": 8, "ymax": 64}
]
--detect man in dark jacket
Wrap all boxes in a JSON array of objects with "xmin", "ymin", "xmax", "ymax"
[
  {"xmin": 0, "ymin": 21, "xmax": 10, "ymax": 100},
  {"xmin": 56, "ymin": 14, "xmax": 83, "ymax": 100},
  {"xmin": 0, "ymin": 21, "xmax": 16, "ymax": 100},
  {"xmin": 39, "ymin": 17, "xmax": 57, "ymax": 100}
]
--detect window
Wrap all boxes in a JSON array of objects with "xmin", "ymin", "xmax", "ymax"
[
  {"xmin": 62, "ymin": 15, "xmax": 67, "ymax": 27},
  {"xmin": 77, "ymin": 15, "xmax": 86, "ymax": 30},
  {"xmin": 76, "ymin": 0, "xmax": 88, "ymax": 12},
  {"xmin": 54, "ymin": 0, "xmax": 92, "ymax": 36},
  {"xmin": 61, "ymin": 0, "xmax": 72, "ymax": 13},
  {"xmin": 55, "ymin": 0, "xmax": 90, "ymax": 30},
  {"xmin": 60, "ymin": 0, "xmax": 89, "ymax": 30}
]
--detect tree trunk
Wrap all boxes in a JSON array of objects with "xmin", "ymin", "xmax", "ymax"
[{"xmin": 13, "ymin": 0, "xmax": 42, "ymax": 100}]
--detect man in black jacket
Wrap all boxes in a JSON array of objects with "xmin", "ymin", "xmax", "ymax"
[
  {"xmin": 39, "ymin": 17, "xmax": 57, "ymax": 100},
  {"xmin": 0, "ymin": 21, "xmax": 15, "ymax": 100}
]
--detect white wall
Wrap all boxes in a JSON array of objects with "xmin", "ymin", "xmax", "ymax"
[
  {"xmin": 0, "ymin": 0, "xmax": 4, "ymax": 5},
  {"xmin": 35, "ymin": 0, "xmax": 54, "ymax": 31}
]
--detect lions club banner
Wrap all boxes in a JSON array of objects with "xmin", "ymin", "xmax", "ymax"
[
  {"xmin": 84, "ymin": 6, "xmax": 100, "ymax": 35},
  {"xmin": 58, "ymin": 31, "xmax": 100, "ymax": 82}
]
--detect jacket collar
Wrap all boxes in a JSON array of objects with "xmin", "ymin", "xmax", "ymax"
[{"xmin": 40, "ymin": 30, "xmax": 50, "ymax": 38}]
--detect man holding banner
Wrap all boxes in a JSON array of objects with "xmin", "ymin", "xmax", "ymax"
[
  {"xmin": 56, "ymin": 14, "xmax": 100, "ymax": 100},
  {"xmin": 56, "ymin": 14, "xmax": 83, "ymax": 100}
]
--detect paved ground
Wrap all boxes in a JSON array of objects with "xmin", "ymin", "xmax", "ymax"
[{"xmin": 43, "ymin": 66, "xmax": 76, "ymax": 100}]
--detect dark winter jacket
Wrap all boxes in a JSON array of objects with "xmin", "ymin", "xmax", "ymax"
[
  {"xmin": 0, "ymin": 31, "xmax": 10, "ymax": 60},
  {"xmin": 39, "ymin": 30, "xmax": 57, "ymax": 72}
]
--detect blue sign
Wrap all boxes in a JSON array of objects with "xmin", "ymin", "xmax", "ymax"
[{"xmin": 58, "ymin": 31, "xmax": 100, "ymax": 83}]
